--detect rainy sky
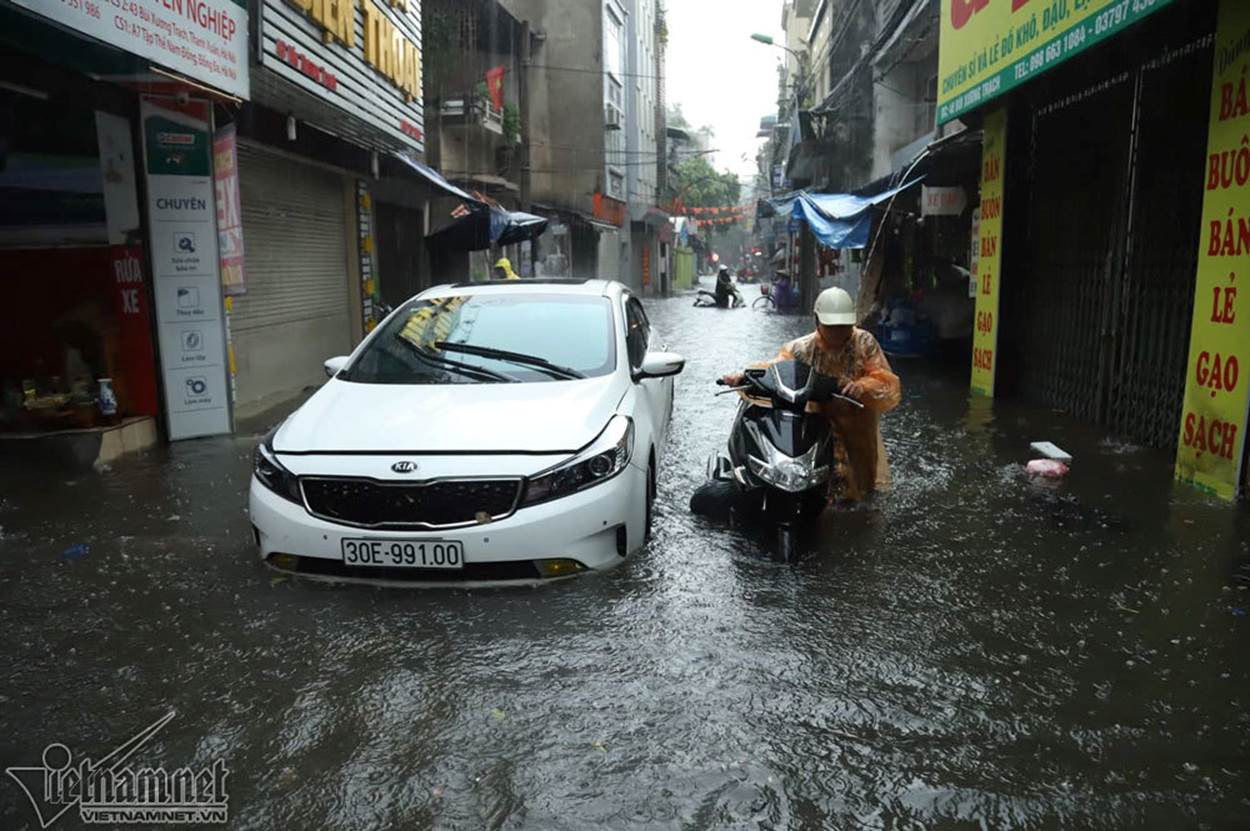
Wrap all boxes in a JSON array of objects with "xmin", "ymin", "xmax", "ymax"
[{"xmin": 664, "ymin": 0, "xmax": 786, "ymax": 183}]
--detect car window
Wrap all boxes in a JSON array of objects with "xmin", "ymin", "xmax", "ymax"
[
  {"xmin": 344, "ymin": 293, "xmax": 616, "ymax": 384},
  {"xmin": 624, "ymin": 297, "xmax": 649, "ymax": 369}
]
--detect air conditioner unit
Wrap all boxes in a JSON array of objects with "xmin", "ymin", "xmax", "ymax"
[{"xmin": 604, "ymin": 106, "xmax": 622, "ymax": 130}]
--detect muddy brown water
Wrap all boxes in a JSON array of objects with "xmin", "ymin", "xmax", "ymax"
[{"xmin": 1, "ymin": 287, "xmax": 1248, "ymax": 829}]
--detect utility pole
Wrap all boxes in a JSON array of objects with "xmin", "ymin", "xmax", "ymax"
[
  {"xmin": 518, "ymin": 19, "xmax": 532, "ymax": 212},
  {"xmin": 799, "ymin": 221, "xmax": 816, "ymax": 311},
  {"xmin": 751, "ymin": 32, "xmax": 814, "ymax": 309}
]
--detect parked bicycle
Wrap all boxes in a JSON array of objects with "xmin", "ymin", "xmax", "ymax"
[{"xmin": 752, "ymin": 272, "xmax": 801, "ymax": 312}]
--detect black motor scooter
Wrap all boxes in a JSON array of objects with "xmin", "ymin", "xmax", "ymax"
[
  {"xmin": 694, "ymin": 359, "xmax": 862, "ymax": 557},
  {"xmin": 692, "ymin": 286, "xmax": 745, "ymax": 308}
]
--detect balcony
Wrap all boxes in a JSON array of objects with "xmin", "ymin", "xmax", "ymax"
[{"xmin": 438, "ymin": 95, "xmax": 504, "ymax": 135}]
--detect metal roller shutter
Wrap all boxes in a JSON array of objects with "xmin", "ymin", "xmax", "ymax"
[{"xmin": 232, "ymin": 143, "xmax": 352, "ymax": 412}]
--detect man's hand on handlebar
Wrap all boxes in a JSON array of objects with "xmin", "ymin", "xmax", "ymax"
[
  {"xmin": 720, "ymin": 373, "xmax": 746, "ymax": 387},
  {"xmin": 841, "ymin": 379, "xmax": 867, "ymax": 400}
]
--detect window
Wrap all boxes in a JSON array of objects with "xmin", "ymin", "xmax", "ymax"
[
  {"xmin": 918, "ymin": 73, "xmax": 939, "ymax": 134},
  {"xmin": 345, "ymin": 294, "xmax": 617, "ymax": 384},
  {"xmin": 604, "ymin": 5, "xmax": 623, "ymax": 80},
  {"xmin": 605, "ymin": 3, "xmax": 626, "ymax": 184},
  {"xmin": 624, "ymin": 297, "xmax": 651, "ymax": 368}
]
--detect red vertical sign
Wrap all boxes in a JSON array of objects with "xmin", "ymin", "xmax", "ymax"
[
  {"xmin": 213, "ymin": 124, "xmax": 246, "ymax": 296},
  {"xmin": 108, "ymin": 244, "xmax": 160, "ymax": 416}
]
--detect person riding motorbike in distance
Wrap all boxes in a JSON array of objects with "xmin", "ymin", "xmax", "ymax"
[
  {"xmin": 714, "ymin": 265, "xmax": 743, "ymax": 308},
  {"xmin": 721, "ymin": 287, "xmax": 901, "ymax": 501}
]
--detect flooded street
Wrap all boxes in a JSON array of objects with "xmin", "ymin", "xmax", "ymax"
[{"xmin": 2, "ymin": 285, "xmax": 1248, "ymax": 830}]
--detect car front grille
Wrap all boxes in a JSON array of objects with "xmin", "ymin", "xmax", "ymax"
[{"xmin": 300, "ymin": 477, "xmax": 523, "ymax": 529}]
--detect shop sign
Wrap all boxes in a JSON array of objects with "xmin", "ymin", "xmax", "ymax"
[
  {"xmin": 593, "ymin": 193, "xmax": 627, "ymax": 227},
  {"xmin": 938, "ymin": 0, "xmax": 1175, "ymax": 125},
  {"xmin": 109, "ymin": 245, "xmax": 162, "ymax": 417},
  {"xmin": 213, "ymin": 125, "xmax": 246, "ymax": 296},
  {"xmin": 1175, "ymin": 0, "xmax": 1250, "ymax": 500},
  {"xmin": 922, "ymin": 185, "xmax": 968, "ymax": 217},
  {"xmin": 95, "ymin": 112, "xmax": 142, "ymax": 245},
  {"xmin": 141, "ymin": 97, "xmax": 232, "ymax": 440},
  {"xmin": 11, "ymin": 0, "xmax": 248, "ymax": 99},
  {"xmin": 970, "ymin": 108, "xmax": 1006, "ymax": 398},
  {"xmin": 259, "ymin": 0, "xmax": 424, "ymax": 152},
  {"xmin": 969, "ymin": 206, "xmax": 981, "ymax": 298}
]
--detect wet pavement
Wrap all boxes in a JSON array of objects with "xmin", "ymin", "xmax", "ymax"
[{"xmin": 2, "ymin": 282, "xmax": 1249, "ymax": 829}]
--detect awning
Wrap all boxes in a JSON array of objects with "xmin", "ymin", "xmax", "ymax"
[
  {"xmin": 392, "ymin": 153, "xmax": 486, "ymax": 205},
  {"xmin": 426, "ymin": 208, "xmax": 549, "ymax": 252},
  {"xmin": 495, "ymin": 211, "xmax": 548, "ymax": 246},
  {"xmin": 856, "ymin": 128, "xmax": 983, "ymax": 197},
  {"xmin": 768, "ymin": 178, "xmax": 923, "ymax": 250},
  {"xmin": 392, "ymin": 154, "xmax": 547, "ymax": 251},
  {"xmin": 531, "ymin": 202, "xmax": 620, "ymax": 235},
  {"xmin": 642, "ymin": 206, "xmax": 671, "ymax": 227}
]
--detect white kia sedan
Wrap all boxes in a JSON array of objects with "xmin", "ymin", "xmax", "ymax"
[{"xmin": 249, "ymin": 279, "xmax": 684, "ymax": 586}]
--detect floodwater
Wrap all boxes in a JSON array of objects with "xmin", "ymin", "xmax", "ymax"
[{"xmin": 2, "ymin": 282, "xmax": 1248, "ymax": 830}]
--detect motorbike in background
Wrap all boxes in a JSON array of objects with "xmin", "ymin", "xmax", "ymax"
[{"xmin": 693, "ymin": 286, "xmax": 745, "ymax": 308}]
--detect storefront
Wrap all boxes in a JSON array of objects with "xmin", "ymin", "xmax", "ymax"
[
  {"xmin": 938, "ymin": 0, "xmax": 1250, "ymax": 499},
  {"xmin": 230, "ymin": 141, "xmax": 357, "ymax": 413},
  {"xmin": 0, "ymin": 0, "xmax": 248, "ymax": 456},
  {"xmin": 226, "ymin": 0, "xmax": 427, "ymax": 416}
]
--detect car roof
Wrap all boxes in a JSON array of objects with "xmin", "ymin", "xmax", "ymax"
[{"xmin": 418, "ymin": 278, "xmax": 625, "ymax": 300}]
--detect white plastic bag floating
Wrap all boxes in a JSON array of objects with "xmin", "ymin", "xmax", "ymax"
[{"xmin": 1026, "ymin": 459, "xmax": 1069, "ymax": 478}]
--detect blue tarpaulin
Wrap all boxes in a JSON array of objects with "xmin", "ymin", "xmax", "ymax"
[{"xmin": 769, "ymin": 178, "xmax": 923, "ymax": 249}]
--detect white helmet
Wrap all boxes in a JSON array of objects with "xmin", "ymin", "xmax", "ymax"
[{"xmin": 814, "ymin": 287, "xmax": 856, "ymax": 326}]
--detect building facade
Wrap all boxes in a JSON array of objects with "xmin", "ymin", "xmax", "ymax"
[
  {"xmin": 0, "ymin": 0, "xmax": 431, "ymax": 448},
  {"xmin": 940, "ymin": 0, "xmax": 1248, "ymax": 498}
]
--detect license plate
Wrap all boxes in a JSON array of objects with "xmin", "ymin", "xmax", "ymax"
[{"xmin": 340, "ymin": 538, "xmax": 464, "ymax": 569}]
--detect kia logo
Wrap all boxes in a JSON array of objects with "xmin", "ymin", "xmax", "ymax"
[{"xmin": 391, "ymin": 461, "xmax": 419, "ymax": 474}]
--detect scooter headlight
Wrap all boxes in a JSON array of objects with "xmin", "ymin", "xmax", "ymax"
[{"xmin": 747, "ymin": 441, "xmax": 830, "ymax": 493}]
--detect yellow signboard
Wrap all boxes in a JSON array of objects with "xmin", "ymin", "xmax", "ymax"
[
  {"xmin": 1175, "ymin": 0, "xmax": 1250, "ymax": 501},
  {"xmin": 970, "ymin": 109, "xmax": 1006, "ymax": 398},
  {"xmin": 938, "ymin": 0, "xmax": 1175, "ymax": 124}
]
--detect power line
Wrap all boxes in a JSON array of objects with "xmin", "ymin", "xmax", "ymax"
[{"xmin": 521, "ymin": 63, "xmax": 667, "ymax": 82}]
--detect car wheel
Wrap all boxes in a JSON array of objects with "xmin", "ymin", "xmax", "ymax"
[{"xmin": 645, "ymin": 461, "xmax": 656, "ymax": 542}]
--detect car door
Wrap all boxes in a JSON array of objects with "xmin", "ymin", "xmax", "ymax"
[{"xmin": 624, "ymin": 294, "xmax": 673, "ymax": 455}]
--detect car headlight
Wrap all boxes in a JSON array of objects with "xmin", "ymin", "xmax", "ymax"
[
  {"xmin": 746, "ymin": 440, "xmax": 830, "ymax": 493},
  {"xmin": 520, "ymin": 415, "xmax": 634, "ymax": 507},
  {"xmin": 253, "ymin": 429, "xmax": 302, "ymax": 504}
]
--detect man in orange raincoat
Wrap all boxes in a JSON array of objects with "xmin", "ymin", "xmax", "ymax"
[{"xmin": 722, "ymin": 287, "xmax": 901, "ymax": 501}]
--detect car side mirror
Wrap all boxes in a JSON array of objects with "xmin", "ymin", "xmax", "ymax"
[
  {"xmin": 324, "ymin": 356, "xmax": 349, "ymax": 378},
  {"xmin": 637, "ymin": 351, "xmax": 685, "ymax": 379}
]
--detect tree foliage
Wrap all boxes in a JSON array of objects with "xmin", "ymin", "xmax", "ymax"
[{"xmin": 671, "ymin": 156, "xmax": 741, "ymax": 209}]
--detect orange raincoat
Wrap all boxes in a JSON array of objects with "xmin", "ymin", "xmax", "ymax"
[{"xmin": 752, "ymin": 327, "xmax": 901, "ymax": 501}]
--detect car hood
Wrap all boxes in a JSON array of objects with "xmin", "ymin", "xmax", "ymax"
[{"xmin": 273, "ymin": 375, "xmax": 627, "ymax": 454}]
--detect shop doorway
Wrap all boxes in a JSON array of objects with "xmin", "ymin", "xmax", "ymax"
[
  {"xmin": 375, "ymin": 201, "xmax": 425, "ymax": 307},
  {"xmin": 0, "ymin": 86, "xmax": 159, "ymax": 439},
  {"xmin": 1003, "ymin": 3, "xmax": 1215, "ymax": 450}
]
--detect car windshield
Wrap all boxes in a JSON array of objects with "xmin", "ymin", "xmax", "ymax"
[{"xmin": 342, "ymin": 293, "xmax": 615, "ymax": 384}]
